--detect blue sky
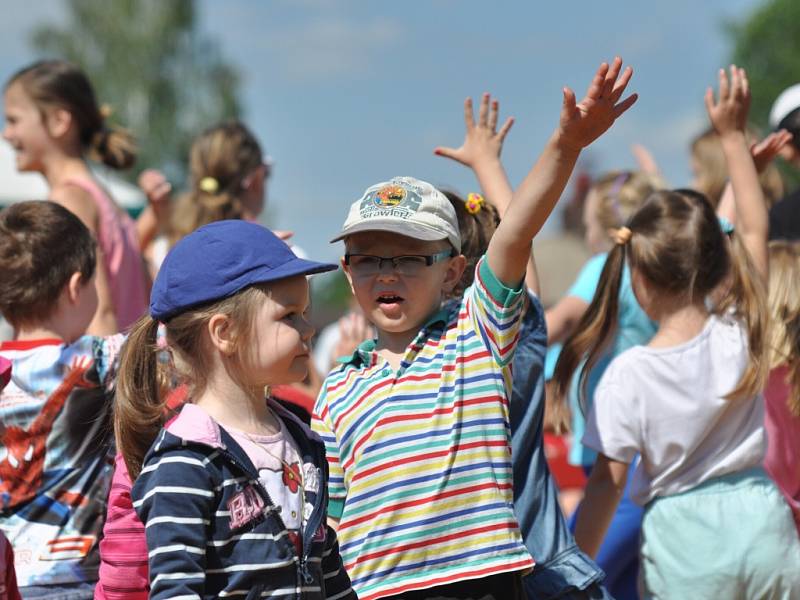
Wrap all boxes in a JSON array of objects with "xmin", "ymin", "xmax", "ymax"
[{"xmin": 0, "ymin": 0, "xmax": 764, "ymax": 263}]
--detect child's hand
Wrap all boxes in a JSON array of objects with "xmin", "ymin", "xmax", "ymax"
[
  {"xmin": 704, "ymin": 65, "xmax": 750, "ymax": 137},
  {"xmin": 557, "ymin": 57, "xmax": 637, "ymax": 151},
  {"xmin": 750, "ymin": 129, "xmax": 793, "ymax": 173},
  {"xmin": 334, "ymin": 312, "xmax": 373, "ymax": 361},
  {"xmin": 138, "ymin": 169, "xmax": 172, "ymax": 207},
  {"xmin": 434, "ymin": 93, "xmax": 514, "ymax": 168}
]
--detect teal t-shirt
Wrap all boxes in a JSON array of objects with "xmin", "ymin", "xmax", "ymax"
[{"xmin": 547, "ymin": 253, "xmax": 657, "ymax": 466}]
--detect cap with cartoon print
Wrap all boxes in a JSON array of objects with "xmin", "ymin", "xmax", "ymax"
[{"xmin": 331, "ymin": 176, "xmax": 461, "ymax": 253}]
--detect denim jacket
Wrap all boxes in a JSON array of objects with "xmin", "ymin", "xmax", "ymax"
[{"xmin": 512, "ymin": 293, "xmax": 607, "ymax": 599}]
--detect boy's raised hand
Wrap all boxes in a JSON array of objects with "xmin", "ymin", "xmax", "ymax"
[
  {"xmin": 558, "ymin": 57, "xmax": 637, "ymax": 152},
  {"xmin": 751, "ymin": 129, "xmax": 793, "ymax": 173},
  {"xmin": 434, "ymin": 93, "xmax": 514, "ymax": 168},
  {"xmin": 704, "ymin": 65, "xmax": 750, "ymax": 136}
]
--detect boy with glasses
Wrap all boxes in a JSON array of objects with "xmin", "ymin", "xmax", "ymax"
[{"xmin": 313, "ymin": 57, "xmax": 637, "ymax": 600}]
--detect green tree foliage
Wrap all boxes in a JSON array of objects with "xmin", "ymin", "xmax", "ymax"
[
  {"xmin": 728, "ymin": 0, "xmax": 800, "ymax": 186},
  {"xmin": 32, "ymin": 0, "xmax": 241, "ymax": 179},
  {"xmin": 728, "ymin": 0, "xmax": 800, "ymax": 130}
]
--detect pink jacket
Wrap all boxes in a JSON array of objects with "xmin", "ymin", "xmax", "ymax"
[
  {"xmin": 0, "ymin": 532, "xmax": 21, "ymax": 600},
  {"xmin": 764, "ymin": 366, "xmax": 800, "ymax": 534},
  {"xmin": 94, "ymin": 454, "xmax": 148, "ymax": 600}
]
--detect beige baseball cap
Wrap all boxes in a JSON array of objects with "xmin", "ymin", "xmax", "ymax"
[{"xmin": 331, "ymin": 176, "xmax": 461, "ymax": 253}]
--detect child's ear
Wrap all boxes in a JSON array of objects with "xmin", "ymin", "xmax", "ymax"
[
  {"xmin": 441, "ymin": 254, "xmax": 467, "ymax": 293},
  {"xmin": 65, "ymin": 271, "xmax": 84, "ymax": 305},
  {"xmin": 45, "ymin": 107, "xmax": 74, "ymax": 139},
  {"xmin": 207, "ymin": 314, "xmax": 236, "ymax": 355},
  {"xmin": 340, "ymin": 257, "xmax": 357, "ymax": 296}
]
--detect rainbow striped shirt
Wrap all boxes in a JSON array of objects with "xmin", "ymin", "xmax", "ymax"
[{"xmin": 312, "ymin": 258, "xmax": 534, "ymax": 599}]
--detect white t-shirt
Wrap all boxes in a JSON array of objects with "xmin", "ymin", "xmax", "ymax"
[{"xmin": 583, "ymin": 314, "xmax": 766, "ymax": 505}]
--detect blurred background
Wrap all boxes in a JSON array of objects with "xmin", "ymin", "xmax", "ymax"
[{"xmin": 0, "ymin": 0, "xmax": 797, "ymax": 323}]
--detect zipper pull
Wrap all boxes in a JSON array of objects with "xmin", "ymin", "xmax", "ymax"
[{"xmin": 299, "ymin": 559, "xmax": 314, "ymax": 584}]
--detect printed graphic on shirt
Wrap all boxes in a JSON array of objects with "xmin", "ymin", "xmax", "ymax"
[{"xmin": 0, "ymin": 336, "xmax": 119, "ymax": 588}]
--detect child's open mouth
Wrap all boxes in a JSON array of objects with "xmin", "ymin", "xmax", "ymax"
[{"xmin": 376, "ymin": 293, "xmax": 404, "ymax": 305}]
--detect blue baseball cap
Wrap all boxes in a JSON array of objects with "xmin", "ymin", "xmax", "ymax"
[{"xmin": 150, "ymin": 220, "xmax": 337, "ymax": 321}]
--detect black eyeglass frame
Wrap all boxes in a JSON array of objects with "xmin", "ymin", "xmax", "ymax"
[{"xmin": 343, "ymin": 249, "xmax": 455, "ymax": 272}]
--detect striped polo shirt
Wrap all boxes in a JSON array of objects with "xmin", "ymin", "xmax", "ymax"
[{"xmin": 312, "ymin": 258, "xmax": 534, "ymax": 599}]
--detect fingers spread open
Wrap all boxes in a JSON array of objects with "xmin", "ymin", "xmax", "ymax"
[
  {"xmin": 610, "ymin": 66, "xmax": 634, "ymax": 103},
  {"xmin": 478, "ymin": 92, "xmax": 490, "ymax": 127},
  {"xmin": 497, "ymin": 116, "xmax": 514, "ymax": 141},
  {"xmin": 463, "ymin": 97, "xmax": 476, "ymax": 130},
  {"xmin": 586, "ymin": 62, "xmax": 609, "ymax": 100},
  {"xmin": 488, "ymin": 98, "xmax": 499, "ymax": 131},
  {"xmin": 613, "ymin": 93, "xmax": 638, "ymax": 118},
  {"xmin": 602, "ymin": 56, "xmax": 623, "ymax": 98}
]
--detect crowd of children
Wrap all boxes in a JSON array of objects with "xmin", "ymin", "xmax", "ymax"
[{"xmin": 0, "ymin": 52, "xmax": 799, "ymax": 600}]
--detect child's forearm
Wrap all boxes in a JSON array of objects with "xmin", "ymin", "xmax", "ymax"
[
  {"xmin": 473, "ymin": 157, "xmax": 513, "ymax": 218},
  {"xmin": 720, "ymin": 132, "xmax": 768, "ymax": 277},
  {"xmin": 488, "ymin": 132, "xmax": 580, "ymax": 287},
  {"xmin": 574, "ymin": 455, "xmax": 627, "ymax": 558}
]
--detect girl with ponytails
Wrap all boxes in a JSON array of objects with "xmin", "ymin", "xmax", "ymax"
[
  {"xmin": 109, "ymin": 221, "xmax": 355, "ymax": 599},
  {"xmin": 554, "ymin": 66, "xmax": 800, "ymax": 597}
]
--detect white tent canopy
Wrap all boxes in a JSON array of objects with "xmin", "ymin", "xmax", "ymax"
[{"xmin": 0, "ymin": 142, "xmax": 146, "ymax": 212}]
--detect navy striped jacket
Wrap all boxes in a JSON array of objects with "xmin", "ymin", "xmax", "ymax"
[{"xmin": 131, "ymin": 401, "xmax": 356, "ymax": 599}]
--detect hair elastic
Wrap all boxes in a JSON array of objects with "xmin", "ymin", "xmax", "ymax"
[
  {"xmin": 199, "ymin": 176, "xmax": 220, "ymax": 194},
  {"xmin": 611, "ymin": 226, "xmax": 632, "ymax": 245},
  {"xmin": 465, "ymin": 192, "xmax": 484, "ymax": 214},
  {"xmin": 718, "ymin": 216, "xmax": 735, "ymax": 235}
]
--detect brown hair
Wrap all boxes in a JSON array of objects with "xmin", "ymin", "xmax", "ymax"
[
  {"xmin": 589, "ymin": 170, "xmax": 665, "ymax": 232},
  {"xmin": 169, "ymin": 121, "xmax": 263, "ymax": 244},
  {"xmin": 691, "ymin": 126, "xmax": 783, "ymax": 208},
  {"xmin": 766, "ymin": 240, "xmax": 800, "ymax": 416},
  {"xmin": 7, "ymin": 60, "xmax": 136, "ymax": 170},
  {"xmin": 0, "ymin": 201, "xmax": 96, "ymax": 327},
  {"xmin": 116, "ymin": 285, "xmax": 267, "ymax": 480},
  {"xmin": 553, "ymin": 189, "xmax": 768, "ymax": 410},
  {"xmin": 442, "ymin": 190, "xmax": 500, "ymax": 299}
]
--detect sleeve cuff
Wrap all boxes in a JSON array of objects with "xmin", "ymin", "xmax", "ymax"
[
  {"xmin": 327, "ymin": 495, "xmax": 345, "ymax": 520},
  {"xmin": 478, "ymin": 257, "xmax": 525, "ymax": 306}
]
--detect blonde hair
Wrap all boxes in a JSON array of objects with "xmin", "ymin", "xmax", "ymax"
[
  {"xmin": 170, "ymin": 121, "xmax": 263, "ymax": 244},
  {"xmin": 590, "ymin": 170, "xmax": 666, "ymax": 232},
  {"xmin": 691, "ymin": 126, "xmax": 784, "ymax": 208},
  {"xmin": 766, "ymin": 240, "xmax": 800, "ymax": 417},
  {"xmin": 554, "ymin": 189, "xmax": 768, "ymax": 410},
  {"xmin": 115, "ymin": 285, "xmax": 266, "ymax": 480},
  {"xmin": 7, "ymin": 60, "xmax": 136, "ymax": 170}
]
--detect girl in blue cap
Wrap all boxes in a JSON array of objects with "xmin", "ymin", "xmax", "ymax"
[{"xmin": 113, "ymin": 220, "xmax": 356, "ymax": 600}]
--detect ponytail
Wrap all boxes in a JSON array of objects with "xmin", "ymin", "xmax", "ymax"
[
  {"xmin": 169, "ymin": 188, "xmax": 244, "ymax": 245},
  {"xmin": 89, "ymin": 125, "xmax": 137, "ymax": 170},
  {"xmin": 553, "ymin": 242, "xmax": 627, "ymax": 413},
  {"xmin": 717, "ymin": 231, "xmax": 769, "ymax": 401},
  {"xmin": 115, "ymin": 315, "xmax": 169, "ymax": 480}
]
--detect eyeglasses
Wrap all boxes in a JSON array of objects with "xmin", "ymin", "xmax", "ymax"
[{"xmin": 344, "ymin": 250, "xmax": 454, "ymax": 276}]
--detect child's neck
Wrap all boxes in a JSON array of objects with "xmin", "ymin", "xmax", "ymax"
[
  {"xmin": 194, "ymin": 378, "xmax": 281, "ymax": 437},
  {"xmin": 648, "ymin": 299, "xmax": 710, "ymax": 349},
  {"xmin": 375, "ymin": 329, "xmax": 417, "ymax": 371},
  {"xmin": 41, "ymin": 154, "xmax": 91, "ymax": 189},
  {"xmin": 14, "ymin": 320, "xmax": 72, "ymax": 344}
]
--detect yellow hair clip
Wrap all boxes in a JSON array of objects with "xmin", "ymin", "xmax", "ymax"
[
  {"xmin": 465, "ymin": 192, "xmax": 484, "ymax": 214},
  {"xmin": 199, "ymin": 176, "xmax": 219, "ymax": 194}
]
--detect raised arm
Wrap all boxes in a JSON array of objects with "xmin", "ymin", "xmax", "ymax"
[
  {"xmin": 434, "ymin": 93, "xmax": 542, "ymax": 293},
  {"xmin": 715, "ymin": 129, "xmax": 793, "ymax": 226},
  {"xmin": 488, "ymin": 57, "xmax": 637, "ymax": 288},
  {"xmin": 705, "ymin": 66, "xmax": 768, "ymax": 280},
  {"xmin": 434, "ymin": 93, "xmax": 515, "ymax": 215}
]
